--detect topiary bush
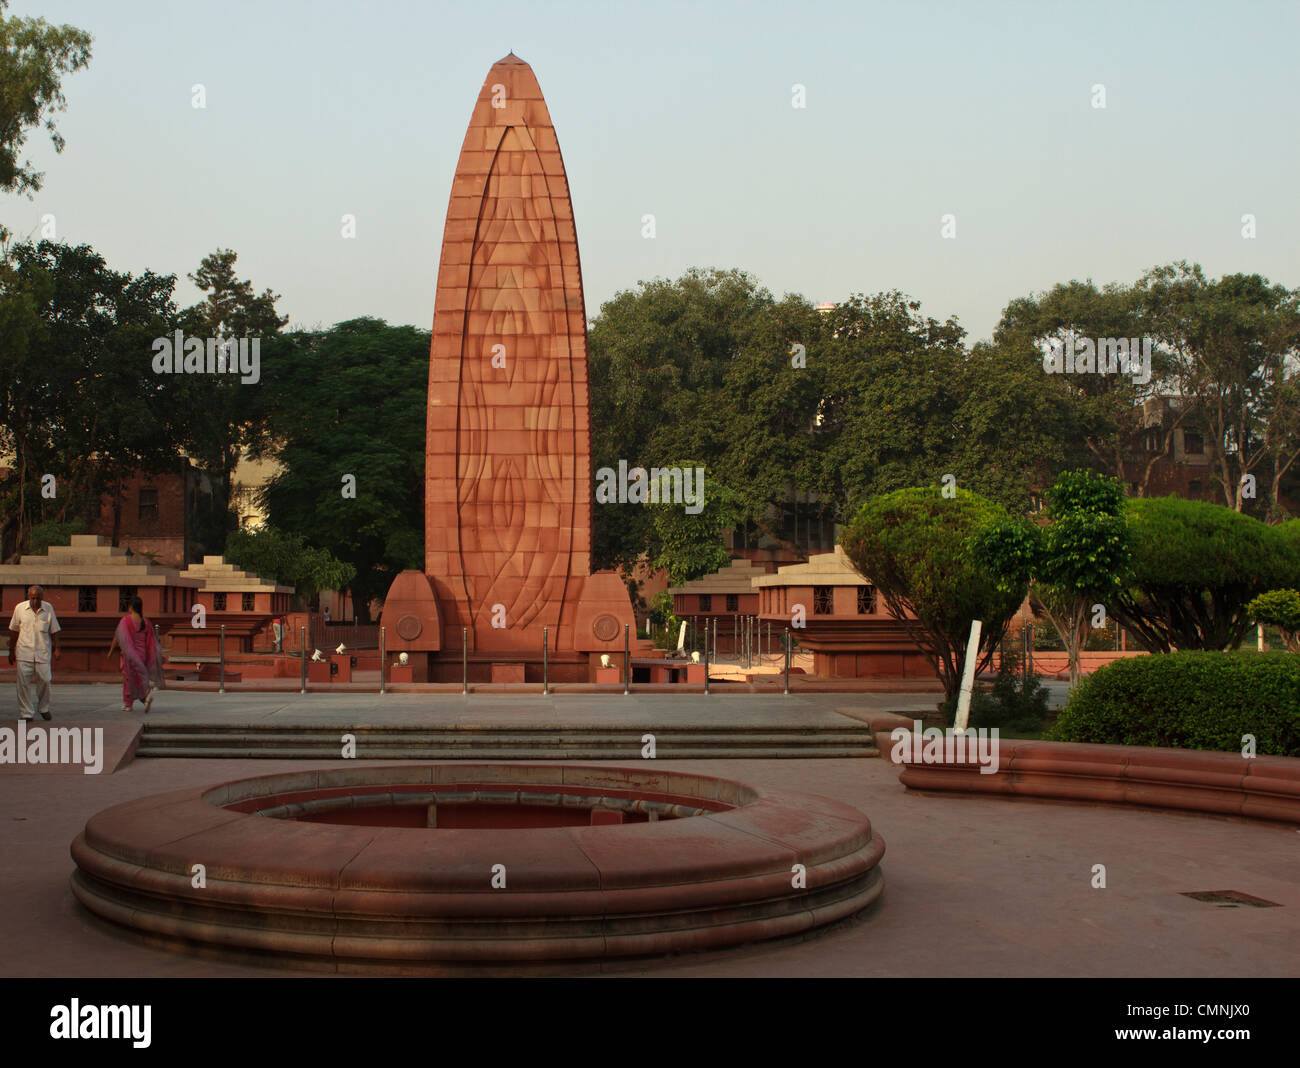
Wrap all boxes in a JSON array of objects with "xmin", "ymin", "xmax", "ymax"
[
  {"xmin": 1047, "ymin": 652, "xmax": 1300, "ymax": 756},
  {"xmin": 1248, "ymin": 589, "xmax": 1300, "ymax": 652}
]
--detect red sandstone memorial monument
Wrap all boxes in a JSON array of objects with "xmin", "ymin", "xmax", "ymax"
[{"xmin": 380, "ymin": 55, "xmax": 637, "ymax": 683}]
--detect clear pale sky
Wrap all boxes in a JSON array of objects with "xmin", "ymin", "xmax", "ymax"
[{"xmin": 6, "ymin": 0, "xmax": 1297, "ymax": 343}]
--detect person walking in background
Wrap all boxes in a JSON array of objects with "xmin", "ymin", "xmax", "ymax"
[
  {"xmin": 7, "ymin": 584, "xmax": 61, "ymax": 721},
  {"xmin": 107, "ymin": 596, "xmax": 162, "ymax": 714}
]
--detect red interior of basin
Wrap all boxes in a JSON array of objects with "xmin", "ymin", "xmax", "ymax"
[{"xmin": 227, "ymin": 781, "xmax": 732, "ymax": 829}]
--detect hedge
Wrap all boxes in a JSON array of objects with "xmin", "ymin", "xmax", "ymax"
[{"xmin": 1048, "ymin": 651, "xmax": 1300, "ymax": 756}]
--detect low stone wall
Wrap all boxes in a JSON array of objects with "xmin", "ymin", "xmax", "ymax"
[
  {"xmin": 892, "ymin": 738, "xmax": 1300, "ymax": 824},
  {"xmin": 70, "ymin": 763, "xmax": 886, "ymax": 972}
]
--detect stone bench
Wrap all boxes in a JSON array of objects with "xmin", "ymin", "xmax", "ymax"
[{"xmin": 891, "ymin": 738, "xmax": 1300, "ymax": 824}]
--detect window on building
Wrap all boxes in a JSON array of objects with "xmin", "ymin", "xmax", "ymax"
[
  {"xmin": 118, "ymin": 586, "xmax": 137, "ymax": 613},
  {"xmin": 78, "ymin": 587, "xmax": 97, "ymax": 612},
  {"xmin": 1188, "ymin": 479, "xmax": 1203, "ymax": 496},
  {"xmin": 138, "ymin": 487, "xmax": 158, "ymax": 521},
  {"xmin": 241, "ymin": 593, "xmax": 255, "ymax": 612},
  {"xmin": 1183, "ymin": 430, "xmax": 1204, "ymax": 455},
  {"xmin": 725, "ymin": 593, "xmax": 739, "ymax": 613},
  {"xmin": 213, "ymin": 592, "xmax": 227, "ymax": 611},
  {"xmin": 857, "ymin": 586, "xmax": 875, "ymax": 614},
  {"xmin": 698, "ymin": 594, "xmax": 712, "ymax": 612},
  {"xmin": 814, "ymin": 586, "xmax": 833, "ymax": 614}
]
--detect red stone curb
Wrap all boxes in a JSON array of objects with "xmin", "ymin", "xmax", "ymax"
[{"xmin": 892, "ymin": 738, "xmax": 1300, "ymax": 824}]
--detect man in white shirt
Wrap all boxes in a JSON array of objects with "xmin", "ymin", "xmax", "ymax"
[{"xmin": 8, "ymin": 585, "xmax": 62, "ymax": 721}]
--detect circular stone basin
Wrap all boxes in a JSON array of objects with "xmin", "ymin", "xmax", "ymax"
[{"xmin": 71, "ymin": 764, "xmax": 884, "ymax": 972}]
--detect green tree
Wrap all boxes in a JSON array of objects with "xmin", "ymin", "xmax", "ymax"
[
  {"xmin": 840, "ymin": 486, "xmax": 1027, "ymax": 702},
  {"xmin": 0, "ymin": 241, "xmax": 184, "ymax": 559},
  {"xmin": 814, "ymin": 293, "xmax": 966, "ymax": 518},
  {"xmin": 977, "ymin": 470, "xmax": 1131, "ymax": 688},
  {"xmin": 646, "ymin": 463, "xmax": 742, "ymax": 585},
  {"xmin": 989, "ymin": 278, "xmax": 1169, "ymax": 496},
  {"xmin": 1247, "ymin": 589, "xmax": 1300, "ymax": 652},
  {"xmin": 587, "ymin": 268, "xmax": 801, "ymax": 570},
  {"xmin": 222, "ymin": 525, "xmax": 354, "ymax": 609},
  {"xmin": 248, "ymin": 318, "xmax": 427, "ymax": 622},
  {"xmin": 1108, "ymin": 496, "xmax": 1300, "ymax": 652},
  {"xmin": 178, "ymin": 248, "xmax": 289, "ymax": 545},
  {"xmin": 1136, "ymin": 263, "xmax": 1300, "ymax": 515},
  {"xmin": 0, "ymin": 1, "xmax": 91, "ymax": 200}
]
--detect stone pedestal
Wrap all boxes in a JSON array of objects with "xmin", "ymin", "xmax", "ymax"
[{"xmin": 329, "ymin": 654, "xmax": 352, "ymax": 683}]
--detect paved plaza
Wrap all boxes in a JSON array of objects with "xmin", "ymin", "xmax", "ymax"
[{"xmin": 1, "ymin": 685, "xmax": 1295, "ymax": 978}]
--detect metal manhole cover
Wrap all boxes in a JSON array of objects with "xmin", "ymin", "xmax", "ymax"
[{"xmin": 1180, "ymin": 890, "xmax": 1281, "ymax": 908}]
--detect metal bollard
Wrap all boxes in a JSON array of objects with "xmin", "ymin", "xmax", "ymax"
[
  {"xmin": 300, "ymin": 626, "xmax": 307, "ymax": 694},
  {"xmin": 703, "ymin": 623, "xmax": 710, "ymax": 695},
  {"xmin": 462, "ymin": 627, "xmax": 468, "ymax": 695},
  {"xmin": 219, "ymin": 623, "xmax": 226, "ymax": 694},
  {"xmin": 623, "ymin": 623, "xmax": 630, "ymax": 695},
  {"xmin": 783, "ymin": 628, "xmax": 791, "ymax": 695},
  {"xmin": 542, "ymin": 625, "xmax": 549, "ymax": 696},
  {"xmin": 379, "ymin": 626, "xmax": 387, "ymax": 695}
]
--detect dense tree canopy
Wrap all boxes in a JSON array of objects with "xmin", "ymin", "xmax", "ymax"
[
  {"xmin": 0, "ymin": 241, "xmax": 187, "ymax": 558},
  {"xmin": 1109, "ymin": 496, "xmax": 1300, "ymax": 652},
  {"xmin": 247, "ymin": 318, "xmax": 428, "ymax": 621},
  {"xmin": 223, "ymin": 525, "xmax": 354, "ymax": 609}
]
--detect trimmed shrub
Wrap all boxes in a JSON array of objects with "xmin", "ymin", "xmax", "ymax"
[
  {"xmin": 1048, "ymin": 652, "xmax": 1300, "ymax": 756},
  {"xmin": 1248, "ymin": 589, "xmax": 1300, "ymax": 652}
]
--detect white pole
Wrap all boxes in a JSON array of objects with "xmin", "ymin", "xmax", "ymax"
[
  {"xmin": 1258, "ymin": 623, "xmax": 1265, "ymax": 652},
  {"xmin": 953, "ymin": 619, "xmax": 983, "ymax": 733}
]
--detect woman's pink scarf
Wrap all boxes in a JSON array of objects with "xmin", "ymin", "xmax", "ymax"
[{"xmin": 117, "ymin": 614, "xmax": 162, "ymax": 701}]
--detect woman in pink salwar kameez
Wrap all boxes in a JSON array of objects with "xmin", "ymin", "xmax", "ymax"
[{"xmin": 107, "ymin": 596, "xmax": 162, "ymax": 713}]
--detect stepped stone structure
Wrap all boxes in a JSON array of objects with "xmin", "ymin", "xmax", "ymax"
[
  {"xmin": 0, "ymin": 535, "xmax": 201, "ymax": 673},
  {"xmin": 171, "ymin": 557, "xmax": 294, "ymax": 656},
  {"xmin": 755, "ymin": 546, "xmax": 937, "ymax": 679},
  {"xmin": 381, "ymin": 54, "xmax": 638, "ymax": 683}
]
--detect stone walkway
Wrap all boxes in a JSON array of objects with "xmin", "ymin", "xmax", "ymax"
[{"xmin": 5, "ymin": 685, "xmax": 946, "ymax": 728}]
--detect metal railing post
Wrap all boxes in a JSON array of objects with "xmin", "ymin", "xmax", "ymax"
[
  {"xmin": 623, "ymin": 623, "xmax": 630, "ymax": 695},
  {"xmin": 299, "ymin": 625, "xmax": 307, "ymax": 694},
  {"xmin": 462, "ymin": 627, "xmax": 468, "ymax": 695},
  {"xmin": 542, "ymin": 625, "xmax": 549, "ymax": 696},
  {"xmin": 379, "ymin": 626, "xmax": 387, "ymax": 695},
  {"xmin": 703, "ymin": 624, "xmax": 710, "ymax": 695},
  {"xmin": 783, "ymin": 628, "xmax": 791, "ymax": 695},
  {"xmin": 219, "ymin": 623, "xmax": 226, "ymax": 694}
]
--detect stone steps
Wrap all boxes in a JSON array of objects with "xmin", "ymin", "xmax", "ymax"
[{"xmin": 136, "ymin": 724, "xmax": 879, "ymax": 760}]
